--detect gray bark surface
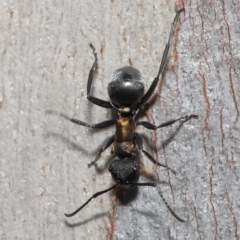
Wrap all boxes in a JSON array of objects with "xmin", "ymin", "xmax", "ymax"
[{"xmin": 1, "ymin": 1, "xmax": 239, "ymax": 240}]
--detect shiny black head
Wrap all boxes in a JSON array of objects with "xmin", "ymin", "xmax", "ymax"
[
  {"xmin": 108, "ymin": 66, "xmax": 144, "ymax": 108},
  {"xmin": 109, "ymin": 158, "xmax": 140, "ymax": 187}
]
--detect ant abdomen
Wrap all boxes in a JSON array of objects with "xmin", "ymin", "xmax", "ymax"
[{"xmin": 108, "ymin": 66, "xmax": 144, "ymax": 108}]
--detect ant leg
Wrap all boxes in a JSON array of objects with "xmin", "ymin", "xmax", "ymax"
[
  {"xmin": 88, "ymin": 135, "xmax": 115, "ymax": 166},
  {"xmin": 129, "ymin": 182, "xmax": 185, "ymax": 222},
  {"xmin": 65, "ymin": 184, "xmax": 117, "ymax": 217},
  {"xmin": 136, "ymin": 114, "xmax": 198, "ymax": 130},
  {"xmin": 134, "ymin": 133, "xmax": 176, "ymax": 174},
  {"xmin": 87, "ymin": 44, "xmax": 113, "ymax": 109},
  {"xmin": 134, "ymin": 8, "xmax": 184, "ymax": 110},
  {"xmin": 46, "ymin": 110, "xmax": 115, "ymax": 128},
  {"xmin": 60, "ymin": 113, "xmax": 115, "ymax": 128}
]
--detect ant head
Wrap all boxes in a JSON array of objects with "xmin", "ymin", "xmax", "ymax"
[
  {"xmin": 109, "ymin": 158, "xmax": 140, "ymax": 187},
  {"xmin": 108, "ymin": 66, "xmax": 144, "ymax": 108}
]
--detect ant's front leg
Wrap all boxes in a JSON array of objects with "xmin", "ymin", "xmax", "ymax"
[
  {"xmin": 136, "ymin": 115, "xmax": 198, "ymax": 130},
  {"xmin": 46, "ymin": 110, "xmax": 115, "ymax": 166},
  {"xmin": 60, "ymin": 112, "xmax": 115, "ymax": 165},
  {"xmin": 88, "ymin": 135, "xmax": 115, "ymax": 166}
]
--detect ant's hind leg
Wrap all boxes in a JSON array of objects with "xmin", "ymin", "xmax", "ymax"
[
  {"xmin": 87, "ymin": 44, "xmax": 113, "ymax": 109},
  {"xmin": 135, "ymin": 8, "xmax": 185, "ymax": 110}
]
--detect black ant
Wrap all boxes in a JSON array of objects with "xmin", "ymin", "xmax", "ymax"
[{"xmin": 49, "ymin": 8, "xmax": 197, "ymax": 222}]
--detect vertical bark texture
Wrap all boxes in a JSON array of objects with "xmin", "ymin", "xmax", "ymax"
[{"xmin": 0, "ymin": 0, "xmax": 239, "ymax": 239}]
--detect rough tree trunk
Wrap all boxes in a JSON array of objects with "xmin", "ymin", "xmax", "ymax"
[{"xmin": 1, "ymin": 0, "xmax": 239, "ymax": 239}]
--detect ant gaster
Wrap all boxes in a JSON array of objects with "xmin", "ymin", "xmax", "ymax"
[{"xmin": 52, "ymin": 9, "xmax": 197, "ymax": 222}]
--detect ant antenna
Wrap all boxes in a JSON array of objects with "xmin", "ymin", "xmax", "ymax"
[
  {"xmin": 65, "ymin": 182, "xmax": 185, "ymax": 222},
  {"xmin": 156, "ymin": 185, "xmax": 185, "ymax": 222},
  {"xmin": 65, "ymin": 184, "xmax": 117, "ymax": 217},
  {"xmin": 129, "ymin": 182, "xmax": 185, "ymax": 222}
]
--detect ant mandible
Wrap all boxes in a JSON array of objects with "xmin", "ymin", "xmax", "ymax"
[{"xmin": 53, "ymin": 8, "xmax": 197, "ymax": 222}]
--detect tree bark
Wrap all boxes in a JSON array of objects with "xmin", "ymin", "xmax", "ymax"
[{"xmin": 1, "ymin": 0, "xmax": 239, "ymax": 239}]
